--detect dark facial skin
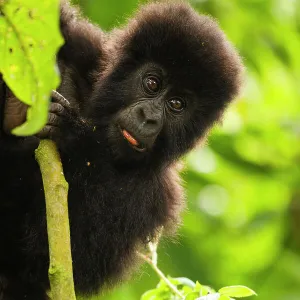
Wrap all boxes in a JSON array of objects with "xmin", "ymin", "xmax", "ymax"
[{"xmin": 107, "ymin": 63, "xmax": 191, "ymax": 162}]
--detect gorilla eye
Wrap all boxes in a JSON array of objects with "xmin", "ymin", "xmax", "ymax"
[
  {"xmin": 143, "ymin": 76, "xmax": 161, "ymax": 94},
  {"xmin": 167, "ymin": 98, "xmax": 186, "ymax": 112}
]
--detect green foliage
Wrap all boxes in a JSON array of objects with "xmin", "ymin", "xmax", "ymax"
[
  {"xmin": 218, "ymin": 286, "xmax": 256, "ymax": 298},
  {"xmin": 0, "ymin": 0, "xmax": 63, "ymax": 135},
  {"xmin": 141, "ymin": 278, "xmax": 256, "ymax": 300}
]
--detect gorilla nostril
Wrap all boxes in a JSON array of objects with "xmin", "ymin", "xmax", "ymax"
[
  {"xmin": 146, "ymin": 119, "xmax": 158, "ymax": 125},
  {"xmin": 138, "ymin": 107, "xmax": 146, "ymax": 121}
]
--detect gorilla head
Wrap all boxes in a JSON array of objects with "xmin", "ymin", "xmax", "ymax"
[{"xmin": 86, "ymin": 2, "xmax": 243, "ymax": 164}]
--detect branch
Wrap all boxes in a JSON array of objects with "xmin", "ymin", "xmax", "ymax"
[{"xmin": 35, "ymin": 140, "xmax": 76, "ymax": 300}]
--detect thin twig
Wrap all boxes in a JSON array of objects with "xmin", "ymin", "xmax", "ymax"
[{"xmin": 137, "ymin": 237, "xmax": 184, "ymax": 300}]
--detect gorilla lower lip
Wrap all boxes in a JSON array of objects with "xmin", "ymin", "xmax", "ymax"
[
  {"xmin": 122, "ymin": 129, "xmax": 139, "ymax": 146},
  {"xmin": 121, "ymin": 128, "xmax": 146, "ymax": 152}
]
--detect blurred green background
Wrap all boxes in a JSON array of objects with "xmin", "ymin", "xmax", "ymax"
[{"xmin": 73, "ymin": 0, "xmax": 300, "ymax": 299}]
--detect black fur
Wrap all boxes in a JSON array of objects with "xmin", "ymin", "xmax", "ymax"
[{"xmin": 0, "ymin": 1, "xmax": 243, "ymax": 299}]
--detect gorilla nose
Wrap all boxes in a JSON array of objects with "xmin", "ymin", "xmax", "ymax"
[
  {"xmin": 135, "ymin": 104, "xmax": 163, "ymax": 137},
  {"xmin": 118, "ymin": 102, "xmax": 163, "ymax": 151}
]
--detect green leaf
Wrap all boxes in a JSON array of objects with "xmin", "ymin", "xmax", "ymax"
[
  {"xmin": 219, "ymin": 286, "xmax": 257, "ymax": 298},
  {"xmin": 156, "ymin": 276, "xmax": 181, "ymax": 289},
  {"xmin": 141, "ymin": 288, "xmax": 173, "ymax": 300},
  {"xmin": 219, "ymin": 296, "xmax": 232, "ymax": 300},
  {"xmin": 156, "ymin": 279, "xmax": 170, "ymax": 289},
  {"xmin": 141, "ymin": 289, "xmax": 161, "ymax": 300},
  {"xmin": 0, "ymin": 0, "xmax": 63, "ymax": 135},
  {"xmin": 180, "ymin": 285, "xmax": 193, "ymax": 296},
  {"xmin": 193, "ymin": 281, "xmax": 209, "ymax": 296},
  {"xmin": 185, "ymin": 291, "xmax": 200, "ymax": 300},
  {"xmin": 194, "ymin": 282, "xmax": 202, "ymax": 291}
]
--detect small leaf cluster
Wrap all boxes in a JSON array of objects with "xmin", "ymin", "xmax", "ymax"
[{"xmin": 141, "ymin": 277, "xmax": 256, "ymax": 300}]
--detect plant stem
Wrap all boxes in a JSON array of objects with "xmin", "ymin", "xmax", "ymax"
[
  {"xmin": 35, "ymin": 140, "xmax": 76, "ymax": 300},
  {"xmin": 137, "ymin": 251, "xmax": 184, "ymax": 299}
]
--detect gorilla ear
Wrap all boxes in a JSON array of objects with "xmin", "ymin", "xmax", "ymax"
[{"xmin": 58, "ymin": 0, "xmax": 105, "ymax": 79}]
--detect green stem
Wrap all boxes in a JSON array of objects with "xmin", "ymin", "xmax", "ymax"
[
  {"xmin": 137, "ymin": 251, "xmax": 184, "ymax": 299},
  {"xmin": 35, "ymin": 140, "xmax": 76, "ymax": 300}
]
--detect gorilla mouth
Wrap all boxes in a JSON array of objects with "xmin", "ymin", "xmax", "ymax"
[{"xmin": 120, "ymin": 127, "xmax": 146, "ymax": 152}]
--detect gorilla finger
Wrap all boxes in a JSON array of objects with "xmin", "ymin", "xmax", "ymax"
[
  {"xmin": 36, "ymin": 125, "xmax": 59, "ymax": 139},
  {"xmin": 51, "ymin": 90, "xmax": 70, "ymax": 108},
  {"xmin": 49, "ymin": 102, "xmax": 65, "ymax": 116},
  {"xmin": 47, "ymin": 112, "xmax": 61, "ymax": 126}
]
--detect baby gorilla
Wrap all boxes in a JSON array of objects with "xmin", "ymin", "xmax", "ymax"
[{"xmin": 0, "ymin": 1, "xmax": 243, "ymax": 299}]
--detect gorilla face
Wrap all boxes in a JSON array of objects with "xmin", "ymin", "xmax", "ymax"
[
  {"xmin": 97, "ymin": 62, "xmax": 208, "ymax": 164},
  {"xmin": 115, "ymin": 64, "xmax": 166, "ymax": 153}
]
